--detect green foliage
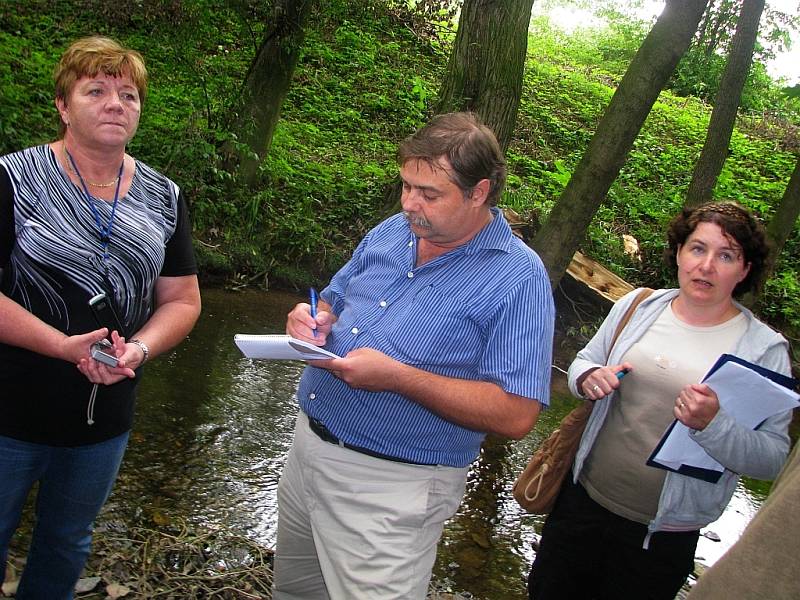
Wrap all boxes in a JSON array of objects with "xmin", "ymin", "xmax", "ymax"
[
  {"xmin": 1, "ymin": 1, "xmax": 798, "ymax": 338},
  {"xmin": 590, "ymin": 7, "xmax": 649, "ymax": 75},
  {"xmin": 0, "ymin": 29, "xmax": 60, "ymax": 153},
  {"xmin": 670, "ymin": 48, "xmax": 726, "ymax": 101},
  {"xmin": 762, "ymin": 250, "xmax": 800, "ymax": 333},
  {"xmin": 670, "ymin": 46, "xmax": 790, "ymax": 115}
]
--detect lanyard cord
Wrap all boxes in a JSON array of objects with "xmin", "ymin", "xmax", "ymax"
[
  {"xmin": 64, "ymin": 146, "xmax": 124, "ymax": 266},
  {"xmin": 64, "ymin": 146, "xmax": 125, "ymax": 427},
  {"xmin": 87, "ymin": 383, "xmax": 98, "ymax": 425}
]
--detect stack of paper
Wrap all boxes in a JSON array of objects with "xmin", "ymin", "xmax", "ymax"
[
  {"xmin": 648, "ymin": 354, "xmax": 799, "ymax": 482},
  {"xmin": 234, "ymin": 334, "xmax": 340, "ymax": 360}
]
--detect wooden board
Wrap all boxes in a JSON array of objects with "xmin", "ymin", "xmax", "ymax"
[{"xmin": 566, "ymin": 251, "xmax": 634, "ymax": 303}]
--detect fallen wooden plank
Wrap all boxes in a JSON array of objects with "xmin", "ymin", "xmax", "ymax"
[{"xmin": 566, "ymin": 250, "xmax": 635, "ymax": 303}]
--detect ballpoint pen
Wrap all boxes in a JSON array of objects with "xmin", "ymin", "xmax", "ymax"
[{"xmin": 309, "ymin": 287, "xmax": 318, "ymax": 337}]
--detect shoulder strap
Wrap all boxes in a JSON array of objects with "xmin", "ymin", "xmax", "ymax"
[{"xmin": 607, "ymin": 288, "xmax": 654, "ymax": 359}]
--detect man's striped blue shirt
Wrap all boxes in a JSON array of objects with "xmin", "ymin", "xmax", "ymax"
[{"xmin": 297, "ymin": 207, "xmax": 554, "ymax": 467}]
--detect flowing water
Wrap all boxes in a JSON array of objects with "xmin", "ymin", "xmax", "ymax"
[{"xmin": 93, "ymin": 288, "xmax": 767, "ymax": 599}]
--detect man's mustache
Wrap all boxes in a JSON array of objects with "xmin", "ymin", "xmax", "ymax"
[{"xmin": 403, "ymin": 212, "xmax": 431, "ymax": 228}]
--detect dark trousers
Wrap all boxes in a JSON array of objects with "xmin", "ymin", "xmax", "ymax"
[{"xmin": 528, "ymin": 475, "xmax": 699, "ymax": 600}]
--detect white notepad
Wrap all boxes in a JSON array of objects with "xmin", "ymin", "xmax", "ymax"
[{"xmin": 234, "ymin": 334, "xmax": 340, "ymax": 360}]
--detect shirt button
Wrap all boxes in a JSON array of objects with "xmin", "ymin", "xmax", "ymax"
[
  {"xmin": 379, "ymin": 300, "xmax": 387, "ymax": 308},
  {"xmin": 408, "ymin": 240, "xmax": 413, "ymax": 247},
  {"xmin": 407, "ymin": 271, "xmax": 414, "ymax": 278},
  {"xmin": 351, "ymin": 327, "xmax": 359, "ymax": 335},
  {"xmin": 309, "ymin": 393, "xmax": 316, "ymax": 400}
]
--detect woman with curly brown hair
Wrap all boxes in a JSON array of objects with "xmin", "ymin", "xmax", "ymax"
[{"xmin": 527, "ymin": 201, "xmax": 792, "ymax": 600}]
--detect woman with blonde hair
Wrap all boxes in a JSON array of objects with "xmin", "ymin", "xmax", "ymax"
[{"xmin": 0, "ymin": 36, "xmax": 200, "ymax": 598}]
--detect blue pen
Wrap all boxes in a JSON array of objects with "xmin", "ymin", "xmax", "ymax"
[
  {"xmin": 617, "ymin": 368, "xmax": 630, "ymax": 380},
  {"xmin": 309, "ymin": 287, "xmax": 318, "ymax": 337}
]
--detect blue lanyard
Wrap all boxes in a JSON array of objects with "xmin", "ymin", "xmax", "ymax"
[{"xmin": 64, "ymin": 147, "xmax": 124, "ymax": 264}]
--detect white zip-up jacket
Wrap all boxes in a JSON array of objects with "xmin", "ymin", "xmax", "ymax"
[{"xmin": 568, "ymin": 288, "xmax": 792, "ymax": 544}]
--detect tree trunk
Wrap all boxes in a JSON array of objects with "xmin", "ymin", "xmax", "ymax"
[
  {"xmin": 741, "ymin": 154, "xmax": 800, "ymax": 306},
  {"xmin": 767, "ymin": 155, "xmax": 800, "ymax": 257},
  {"xmin": 383, "ymin": 0, "xmax": 534, "ymax": 214},
  {"xmin": 685, "ymin": 0, "xmax": 765, "ymax": 206},
  {"xmin": 532, "ymin": 0, "xmax": 709, "ymax": 288},
  {"xmin": 435, "ymin": 0, "xmax": 535, "ymax": 152},
  {"xmin": 230, "ymin": 0, "xmax": 316, "ymax": 186}
]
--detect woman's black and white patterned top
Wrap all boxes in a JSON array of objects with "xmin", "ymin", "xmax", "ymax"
[{"xmin": 0, "ymin": 144, "xmax": 197, "ymax": 446}]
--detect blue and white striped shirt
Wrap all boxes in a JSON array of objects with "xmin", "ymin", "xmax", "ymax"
[{"xmin": 298, "ymin": 207, "xmax": 554, "ymax": 467}]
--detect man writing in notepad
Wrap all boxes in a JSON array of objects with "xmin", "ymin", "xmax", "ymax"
[{"xmin": 272, "ymin": 112, "xmax": 554, "ymax": 599}]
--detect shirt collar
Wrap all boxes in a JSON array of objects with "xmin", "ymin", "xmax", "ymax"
[
  {"xmin": 463, "ymin": 206, "xmax": 514, "ymax": 254},
  {"xmin": 402, "ymin": 206, "xmax": 516, "ymax": 257}
]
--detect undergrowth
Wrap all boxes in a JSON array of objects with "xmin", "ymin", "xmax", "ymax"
[{"xmin": 1, "ymin": 0, "xmax": 798, "ymax": 338}]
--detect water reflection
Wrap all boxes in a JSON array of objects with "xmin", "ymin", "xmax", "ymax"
[
  {"xmin": 97, "ymin": 288, "xmax": 762, "ymax": 600},
  {"xmin": 106, "ymin": 288, "xmax": 304, "ymax": 545}
]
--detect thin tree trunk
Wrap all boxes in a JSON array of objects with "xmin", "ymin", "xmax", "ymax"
[
  {"xmin": 532, "ymin": 0, "xmax": 709, "ymax": 287},
  {"xmin": 741, "ymin": 154, "xmax": 800, "ymax": 306},
  {"xmin": 230, "ymin": 0, "xmax": 316, "ymax": 186},
  {"xmin": 436, "ymin": 0, "xmax": 535, "ymax": 152},
  {"xmin": 685, "ymin": 0, "xmax": 765, "ymax": 206},
  {"xmin": 767, "ymin": 155, "xmax": 800, "ymax": 257}
]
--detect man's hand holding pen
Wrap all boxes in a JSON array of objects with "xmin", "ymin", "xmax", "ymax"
[{"xmin": 286, "ymin": 292, "xmax": 336, "ymax": 344}]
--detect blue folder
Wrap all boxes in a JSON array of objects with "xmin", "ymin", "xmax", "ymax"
[{"xmin": 647, "ymin": 354, "xmax": 798, "ymax": 483}]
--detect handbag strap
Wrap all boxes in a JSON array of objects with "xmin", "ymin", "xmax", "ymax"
[{"xmin": 607, "ymin": 287, "xmax": 654, "ymax": 359}]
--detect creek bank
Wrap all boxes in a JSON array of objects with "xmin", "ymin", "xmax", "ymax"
[{"xmin": 4, "ymin": 521, "xmax": 478, "ymax": 599}]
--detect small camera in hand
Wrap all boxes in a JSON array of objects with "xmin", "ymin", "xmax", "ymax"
[{"xmin": 90, "ymin": 339, "xmax": 119, "ymax": 368}]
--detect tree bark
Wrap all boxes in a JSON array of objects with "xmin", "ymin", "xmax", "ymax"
[
  {"xmin": 741, "ymin": 154, "xmax": 800, "ymax": 306},
  {"xmin": 532, "ymin": 0, "xmax": 709, "ymax": 287},
  {"xmin": 767, "ymin": 155, "xmax": 800, "ymax": 258},
  {"xmin": 230, "ymin": 0, "xmax": 316, "ymax": 186},
  {"xmin": 435, "ymin": 0, "xmax": 535, "ymax": 152},
  {"xmin": 685, "ymin": 0, "xmax": 765, "ymax": 206}
]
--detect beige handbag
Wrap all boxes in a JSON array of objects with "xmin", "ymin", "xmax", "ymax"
[{"xmin": 512, "ymin": 288, "xmax": 654, "ymax": 514}]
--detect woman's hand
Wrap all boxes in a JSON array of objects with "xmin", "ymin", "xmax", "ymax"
[
  {"xmin": 57, "ymin": 327, "xmax": 110, "ymax": 364},
  {"xmin": 675, "ymin": 383, "xmax": 720, "ymax": 430},
  {"xmin": 580, "ymin": 363, "xmax": 633, "ymax": 401},
  {"xmin": 76, "ymin": 330, "xmax": 136, "ymax": 385}
]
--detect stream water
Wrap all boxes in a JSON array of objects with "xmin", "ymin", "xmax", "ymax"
[{"xmin": 91, "ymin": 288, "xmax": 766, "ymax": 599}]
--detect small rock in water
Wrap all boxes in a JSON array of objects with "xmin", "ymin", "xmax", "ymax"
[{"xmin": 702, "ymin": 530, "xmax": 721, "ymax": 542}]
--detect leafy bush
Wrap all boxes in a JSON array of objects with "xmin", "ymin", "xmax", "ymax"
[{"xmin": 1, "ymin": 1, "xmax": 798, "ymax": 337}]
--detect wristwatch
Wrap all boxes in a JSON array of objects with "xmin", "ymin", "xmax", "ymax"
[{"xmin": 129, "ymin": 338, "xmax": 150, "ymax": 364}]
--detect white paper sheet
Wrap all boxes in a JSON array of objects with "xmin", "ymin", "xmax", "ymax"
[
  {"xmin": 234, "ymin": 334, "xmax": 340, "ymax": 360},
  {"xmin": 651, "ymin": 359, "xmax": 799, "ymax": 476}
]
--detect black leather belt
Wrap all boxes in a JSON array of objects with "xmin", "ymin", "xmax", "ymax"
[{"xmin": 307, "ymin": 417, "xmax": 433, "ymax": 466}]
